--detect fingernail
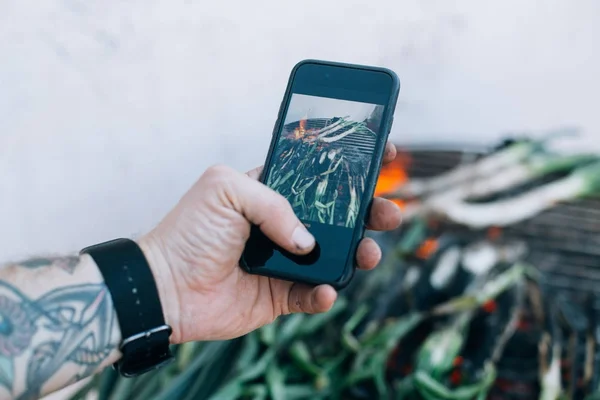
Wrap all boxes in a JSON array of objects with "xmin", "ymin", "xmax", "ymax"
[{"xmin": 292, "ymin": 225, "xmax": 315, "ymax": 250}]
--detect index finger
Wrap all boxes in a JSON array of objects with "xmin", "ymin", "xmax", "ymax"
[{"xmin": 382, "ymin": 141, "xmax": 397, "ymax": 165}]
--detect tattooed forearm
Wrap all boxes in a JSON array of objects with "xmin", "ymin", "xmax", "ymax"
[{"xmin": 0, "ymin": 255, "xmax": 122, "ymax": 400}]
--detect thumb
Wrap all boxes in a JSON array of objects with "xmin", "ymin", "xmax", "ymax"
[{"xmin": 217, "ymin": 166, "xmax": 316, "ymax": 255}]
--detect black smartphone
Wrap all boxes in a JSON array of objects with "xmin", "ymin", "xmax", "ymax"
[{"xmin": 240, "ymin": 59, "xmax": 400, "ymax": 289}]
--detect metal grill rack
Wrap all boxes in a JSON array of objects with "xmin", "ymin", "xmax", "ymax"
[
  {"xmin": 283, "ymin": 118, "xmax": 378, "ymax": 155},
  {"xmin": 401, "ymin": 147, "xmax": 600, "ymax": 299},
  {"xmin": 388, "ymin": 145, "xmax": 600, "ymax": 399}
]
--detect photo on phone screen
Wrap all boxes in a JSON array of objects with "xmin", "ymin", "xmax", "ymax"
[{"xmin": 266, "ymin": 94, "xmax": 384, "ymax": 229}]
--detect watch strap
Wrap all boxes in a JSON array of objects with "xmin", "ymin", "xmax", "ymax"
[{"xmin": 81, "ymin": 238, "xmax": 174, "ymax": 377}]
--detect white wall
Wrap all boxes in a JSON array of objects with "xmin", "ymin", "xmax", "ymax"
[{"xmin": 1, "ymin": 0, "xmax": 599, "ymax": 261}]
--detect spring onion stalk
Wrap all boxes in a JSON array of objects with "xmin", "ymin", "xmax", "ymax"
[
  {"xmin": 428, "ymin": 245, "xmax": 462, "ymax": 291},
  {"xmin": 151, "ymin": 341, "xmax": 233, "ymax": 400},
  {"xmin": 412, "ymin": 265, "xmax": 524, "ymax": 400},
  {"xmin": 539, "ymin": 343, "xmax": 563, "ymax": 400},
  {"xmin": 385, "ymin": 128, "xmax": 579, "ymax": 200},
  {"xmin": 461, "ymin": 240, "xmax": 526, "ymax": 277},
  {"xmin": 346, "ymin": 175, "xmax": 358, "ymax": 227},
  {"xmin": 427, "ymin": 240, "xmax": 525, "ymax": 296},
  {"xmin": 437, "ymin": 160, "xmax": 600, "ymax": 229},
  {"xmin": 266, "ymin": 361, "xmax": 286, "ymax": 400},
  {"xmin": 413, "ymin": 363, "xmax": 497, "ymax": 400},
  {"xmin": 386, "ymin": 140, "xmax": 538, "ymax": 199},
  {"xmin": 314, "ymin": 120, "xmax": 353, "ymax": 140},
  {"xmin": 404, "ymin": 153, "xmax": 597, "ymax": 218},
  {"xmin": 289, "ymin": 341, "xmax": 322, "ymax": 376},
  {"xmin": 491, "ymin": 280, "xmax": 524, "ymax": 364},
  {"xmin": 176, "ymin": 341, "xmax": 199, "ymax": 371},
  {"xmin": 343, "ymin": 312, "xmax": 424, "ymax": 395},
  {"xmin": 432, "ymin": 263, "xmax": 525, "ymax": 316},
  {"xmin": 313, "ymin": 117, "xmax": 351, "ymax": 138},
  {"xmin": 352, "ymin": 219, "xmax": 428, "ymax": 308},
  {"xmin": 398, "ymin": 153, "xmax": 598, "ymax": 223},
  {"xmin": 319, "ymin": 125, "xmax": 361, "ymax": 143},
  {"xmin": 416, "ymin": 311, "xmax": 472, "ymax": 379}
]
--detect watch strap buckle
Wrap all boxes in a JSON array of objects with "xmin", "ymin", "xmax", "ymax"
[
  {"xmin": 120, "ymin": 325, "xmax": 172, "ymax": 349},
  {"xmin": 116, "ymin": 325, "xmax": 175, "ymax": 377}
]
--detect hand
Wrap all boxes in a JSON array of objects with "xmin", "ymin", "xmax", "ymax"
[{"xmin": 139, "ymin": 142, "xmax": 403, "ymax": 344}]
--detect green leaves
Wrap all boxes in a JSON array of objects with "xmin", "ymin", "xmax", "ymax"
[
  {"xmin": 202, "ymin": 301, "xmax": 350, "ymax": 400},
  {"xmin": 0, "ymin": 355, "xmax": 14, "ymax": 391},
  {"xmin": 266, "ymin": 362, "xmax": 286, "ymax": 400},
  {"xmin": 344, "ymin": 313, "xmax": 424, "ymax": 397},
  {"xmin": 413, "ymin": 363, "xmax": 497, "ymax": 400}
]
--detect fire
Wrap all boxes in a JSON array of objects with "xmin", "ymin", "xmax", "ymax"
[
  {"xmin": 415, "ymin": 238, "xmax": 439, "ymax": 259},
  {"xmin": 375, "ymin": 149, "xmax": 411, "ymax": 208},
  {"xmin": 294, "ymin": 119, "xmax": 306, "ymax": 139},
  {"xmin": 487, "ymin": 227, "xmax": 502, "ymax": 241},
  {"xmin": 293, "ymin": 113, "xmax": 309, "ymax": 139}
]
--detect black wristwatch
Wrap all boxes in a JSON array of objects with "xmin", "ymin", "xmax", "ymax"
[{"xmin": 81, "ymin": 238, "xmax": 174, "ymax": 377}]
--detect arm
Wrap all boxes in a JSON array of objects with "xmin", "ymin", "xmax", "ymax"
[
  {"xmin": 0, "ymin": 237, "xmax": 171, "ymax": 400},
  {"xmin": 0, "ymin": 254, "xmax": 121, "ymax": 400}
]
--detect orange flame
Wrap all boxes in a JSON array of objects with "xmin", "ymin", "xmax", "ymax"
[
  {"xmin": 415, "ymin": 238, "xmax": 439, "ymax": 259},
  {"xmin": 375, "ymin": 149, "xmax": 411, "ymax": 208},
  {"xmin": 294, "ymin": 122, "xmax": 305, "ymax": 139},
  {"xmin": 293, "ymin": 114, "xmax": 309, "ymax": 139},
  {"xmin": 487, "ymin": 227, "xmax": 502, "ymax": 241},
  {"xmin": 299, "ymin": 118, "xmax": 306, "ymax": 131}
]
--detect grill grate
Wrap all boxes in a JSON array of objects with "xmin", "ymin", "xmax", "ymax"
[
  {"xmin": 389, "ymin": 146, "xmax": 600, "ymax": 399},
  {"xmin": 402, "ymin": 147, "xmax": 600, "ymax": 299},
  {"xmin": 283, "ymin": 118, "xmax": 378, "ymax": 155}
]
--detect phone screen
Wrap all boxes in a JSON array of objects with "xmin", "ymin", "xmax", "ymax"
[
  {"xmin": 268, "ymin": 94, "xmax": 382, "ymax": 228},
  {"xmin": 242, "ymin": 61, "xmax": 398, "ymax": 286}
]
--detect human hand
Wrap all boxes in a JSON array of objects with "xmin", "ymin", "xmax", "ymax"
[{"xmin": 139, "ymin": 142, "xmax": 403, "ymax": 344}]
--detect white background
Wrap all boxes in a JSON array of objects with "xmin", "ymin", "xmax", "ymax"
[
  {"xmin": 0, "ymin": 1, "xmax": 598, "ymax": 398},
  {"xmin": 1, "ymin": 0, "xmax": 599, "ymax": 261}
]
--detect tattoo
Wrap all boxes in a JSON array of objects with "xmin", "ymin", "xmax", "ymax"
[
  {"xmin": 0, "ymin": 280, "xmax": 117, "ymax": 399},
  {"xmin": 19, "ymin": 256, "xmax": 80, "ymax": 275}
]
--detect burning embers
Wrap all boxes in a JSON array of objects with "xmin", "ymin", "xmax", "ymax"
[
  {"xmin": 290, "ymin": 115, "xmax": 319, "ymax": 141},
  {"xmin": 374, "ymin": 151, "xmax": 411, "ymax": 209},
  {"xmin": 294, "ymin": 118, "xmax": 308, "ymax": 139}
]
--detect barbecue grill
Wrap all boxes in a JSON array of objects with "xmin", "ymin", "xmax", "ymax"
[
  {"xmin": 379, "ymin": 143, "xmax": 600, "ymax": 400},
  {"xmin": 400, "ymin": 146, "xmax": 600, "ymax": 298}
]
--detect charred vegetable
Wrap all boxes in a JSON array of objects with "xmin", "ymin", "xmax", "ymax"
[{"xmin": 267, "ymin": 118, "xmax": 376, "ymax": 227}]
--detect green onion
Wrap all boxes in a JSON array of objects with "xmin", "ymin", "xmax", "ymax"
[
  {"xmin": 401, "ymin": 153, "xmax": 598, "ymax": 221},
  {"xmin": 440, "ymin": 160, "xmax": 600, "ymax": 228},
  {"xmin": 539, "ymin": 343, "xmax": 563, "ymax": 400},
  {"xmin": 386, "ymin": 140, "xmax": 537, "ymax": 199},
  {"xmin": 385, "ymin": 128, "xmax": 578, "ymax": 200}
]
